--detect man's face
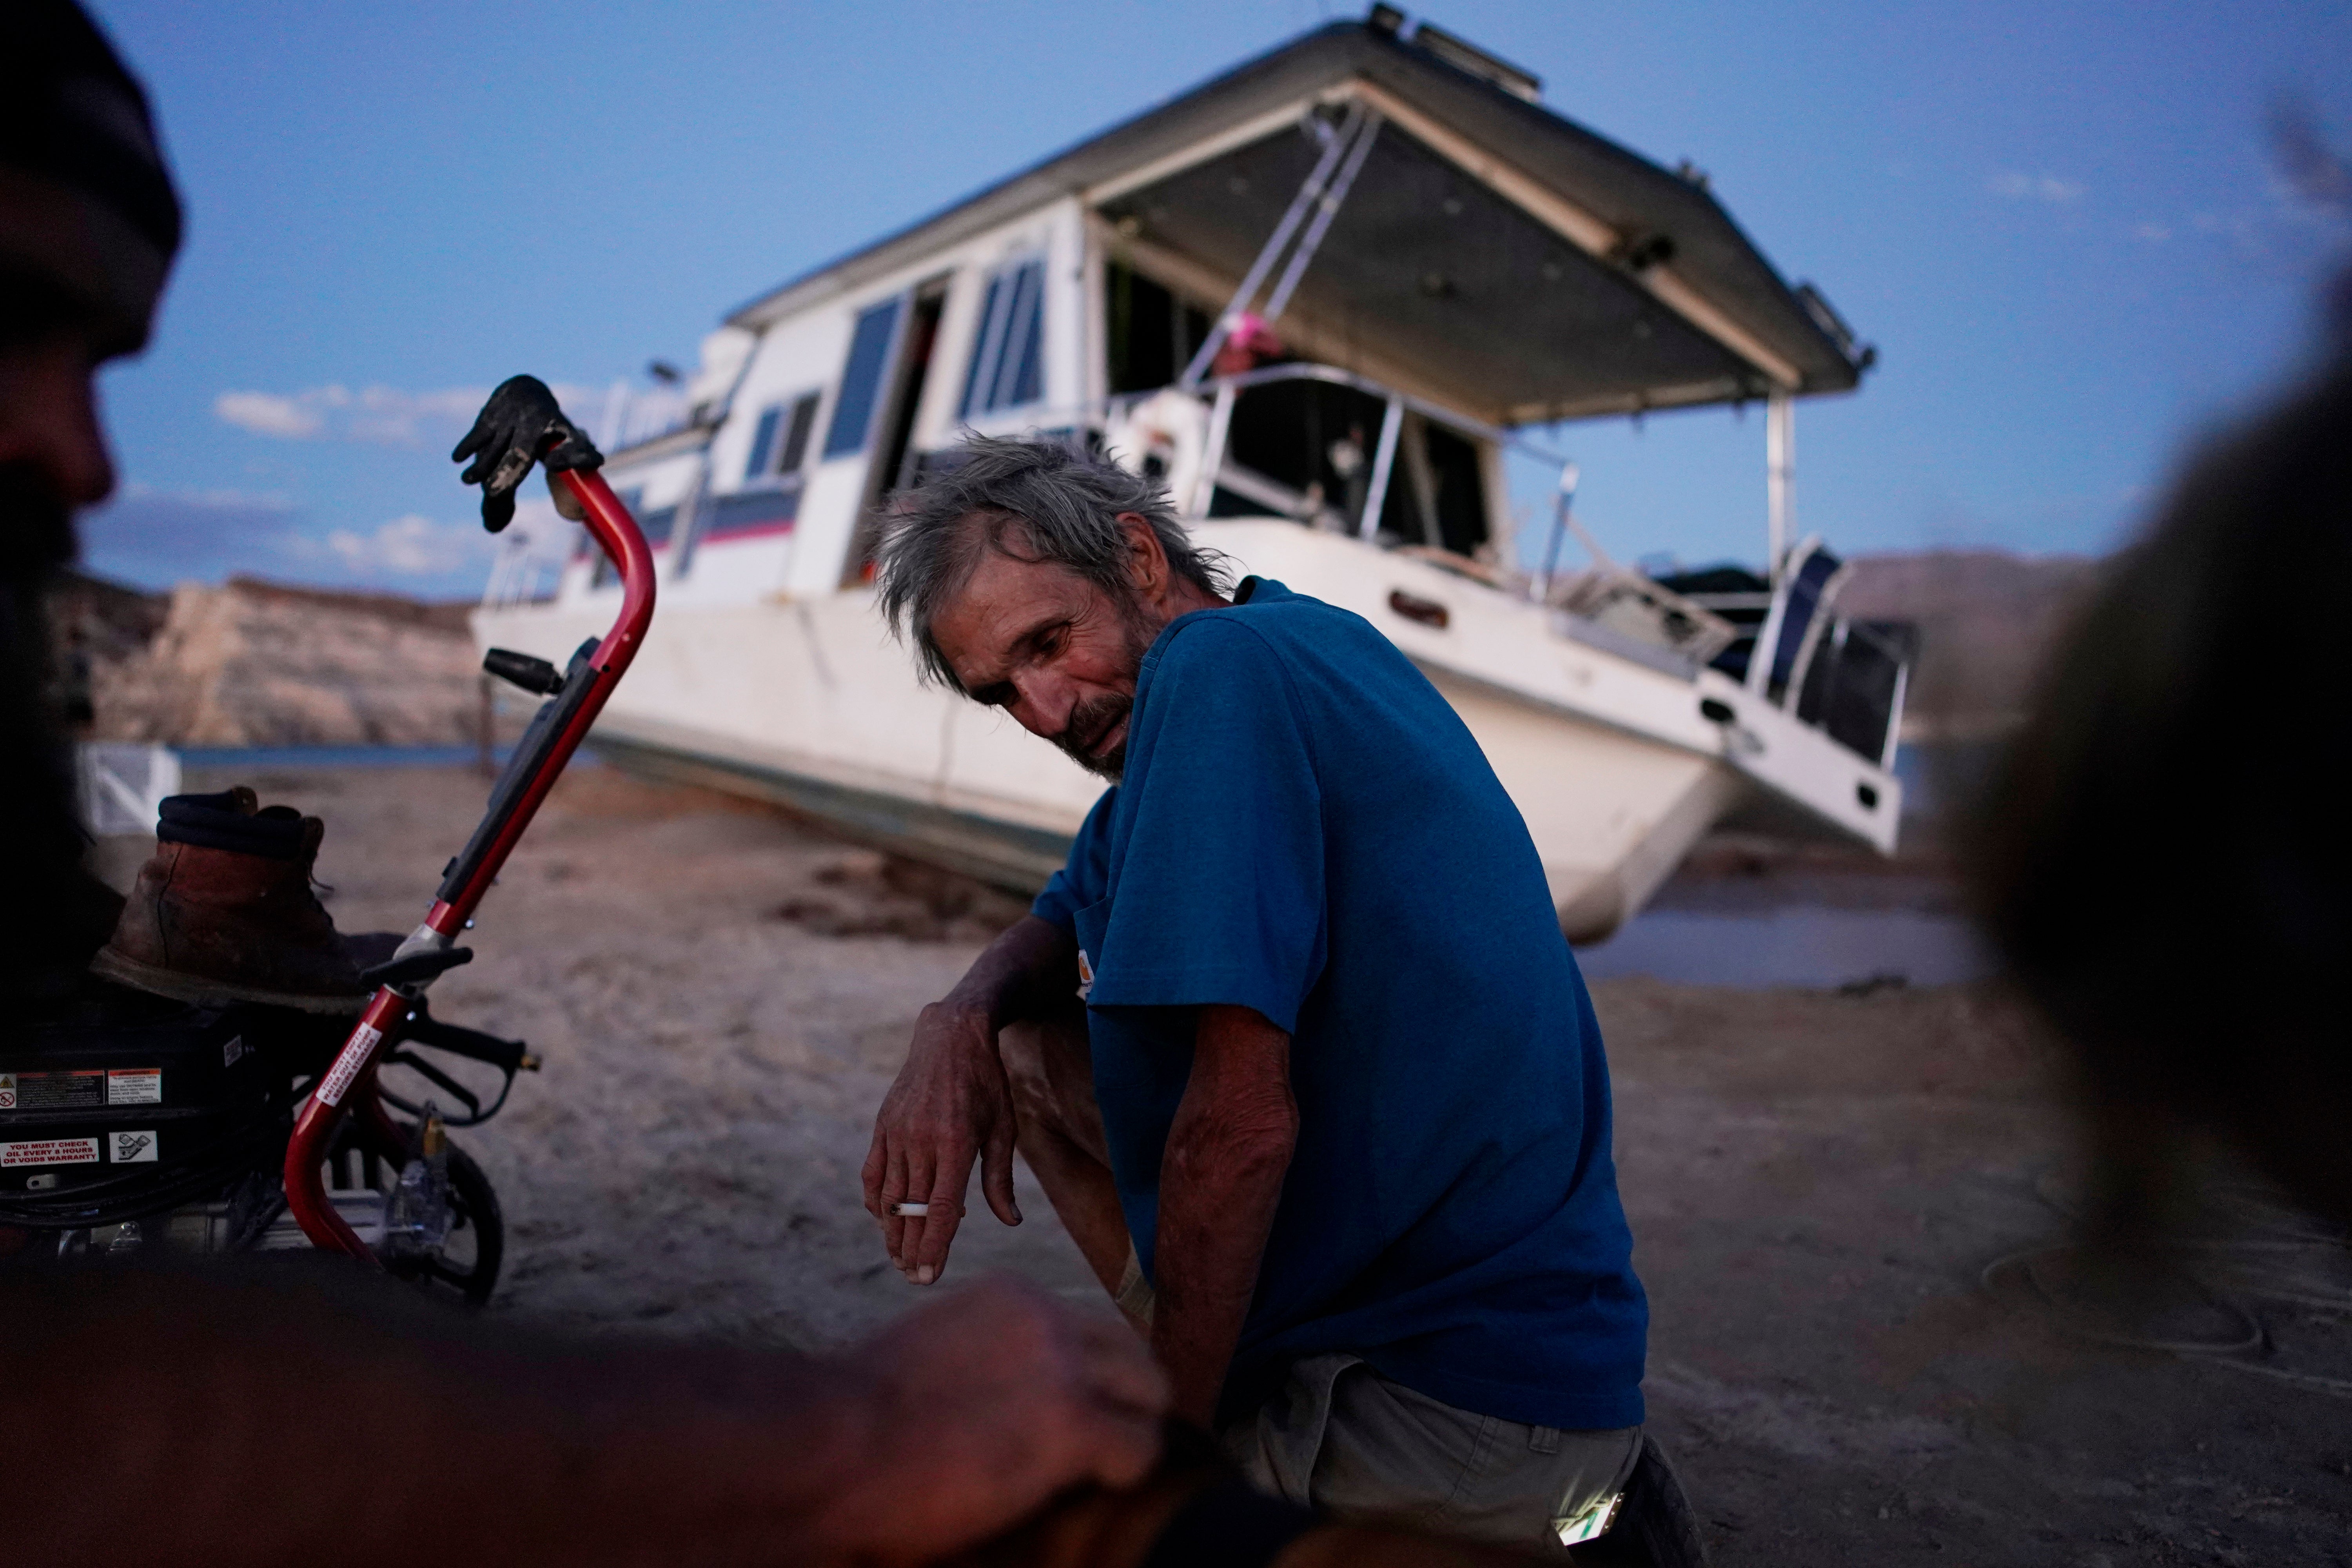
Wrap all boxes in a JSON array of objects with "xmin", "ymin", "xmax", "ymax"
[
  {"xmin": 0, "ymin": 168, "xmax": 154, "ymax": 582},
  {"xmin": 928, "ymin": 543, "xmax": 1162, "ymax": 781},
  {"xmin": 0, "ymin": 304, "xmax": 117, "ymax": 579}
]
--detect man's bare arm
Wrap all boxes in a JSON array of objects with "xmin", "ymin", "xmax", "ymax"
[
  {"xmin": 7, "ymin": 1263, "xmax": 1163, "ymax": 1567},
  {"xmin": 865, "ymin": 913, "xmax": 1078, "ymax": 1281},
  {"xmin": 1152, "ymin": 1002, "xmax": 1299, "ymax": 1426}
]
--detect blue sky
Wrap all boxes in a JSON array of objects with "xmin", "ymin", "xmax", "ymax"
[{"xmin": 78, "ymin": 0, "xmax": 2352, "ymax": 599}]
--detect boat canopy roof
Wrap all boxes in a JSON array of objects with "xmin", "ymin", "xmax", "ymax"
[{"xmin": 727, "ymin": 15, "xmax": 1870, "ymax": 426}]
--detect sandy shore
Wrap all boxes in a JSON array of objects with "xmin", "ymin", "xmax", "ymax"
[{"xmin": 202, "ymin": 761, "xmax": 2352, "ymax": 1566}]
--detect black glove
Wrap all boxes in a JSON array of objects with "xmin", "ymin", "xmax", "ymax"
[{"xmin": 451, "ymin": 375, "xmax": 604, "ymax": 533}]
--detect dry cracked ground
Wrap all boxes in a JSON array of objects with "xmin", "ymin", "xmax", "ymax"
[{"xmin": 212, "ymin": 761, "xmax": 2352, "ymax": 1568}]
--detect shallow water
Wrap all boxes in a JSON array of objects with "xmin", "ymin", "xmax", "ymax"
[{"xmin": 1575, "ymin": 904, "xmax": 1993, "ymax": 989}]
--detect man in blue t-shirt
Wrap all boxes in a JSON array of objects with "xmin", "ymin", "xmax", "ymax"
[{"xmin": 865, "ymin": 437, "xmax": 1657, "ymax": 1550}]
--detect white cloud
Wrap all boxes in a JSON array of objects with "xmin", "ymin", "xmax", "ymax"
[
  {"xmin": 118, "ymin": 480, "xmax": 297, "ymax": 511},
  {"xmin": 345, "ymin": 385, "xmax": 501, "ymax": 446},
  {"xmin": 2131, "ymin": 221, "xmax": 2172, "ymax": 242},
  {"xmin": 214, "ymin": 380, "xmax": 614, "ymax": 448},
  {"xmin": 215, "ymin": 382, "xmax": 482, "ymax": 446},
  {"xmin": 1989, "ymin": 171, "xmax": 2085, "ymax": 204},
  {"xmin": 214, "ymin": 390, "xmax": 327, "ymax": 438},
  {"xmin": 300, "ymin": 514, "xmax": 494, "ymax": 577}
]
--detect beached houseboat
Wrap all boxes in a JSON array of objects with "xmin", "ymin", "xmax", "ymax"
[{"xmin": 476, "ymin": 9, "xmax": 1907, "ymax": 942}]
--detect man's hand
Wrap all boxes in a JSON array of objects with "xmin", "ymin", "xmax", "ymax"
[
  {"xmin": 815, "ymin": 1277, "xmax": 1169, "ymax": 1562},
  {"xmin": 865, "ymin": 997, "xmax": 1022, "ymax": 1284},
  {"xmin": 864, "ymin": 914, "xmax": 1079, "ymax": 1284}
]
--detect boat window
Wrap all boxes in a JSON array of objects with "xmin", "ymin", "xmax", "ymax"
[
  {"xmin": 958, "ymin": 257, "xmax": 1047, "ymax": 418},
  {"xmin": 1763, "ymin": 541, "xmax": 1846, "ymax": 701},
  {"xmin": 1105, "ymin": 260, "xmax": 1212, "ymax": 395},
  {"xmin": 1212, "ymin": 379, "xmax": 1389, "ymax": 527},
  {"xmin": 744, "ymin": 406, "xmax": 783, "ymax": 480},
  {"xmin": 1420, "ymin": 422, "xmax": 1488, "ymax": 557},
  {"xmin": 1208, "ymin": 380, "xmax": 1487, "ymax": 554},
  {"xmin": 1795, "ymin": 618, "xmax": 1918, "ymax": 766},
  {"xmin": 960, "ymin": 274, "xmax": 1003, "ymax": 414},
  {"xmin": 839, "ymin": 280, "xmax": 951, "ymax": 588},
  {"xmin": 636, "ymin": 505, "xmax": 679, "ymax": 550},
  {"xmin": 701, "ymin": 486, "xmax": 801, "ymax": 543},
  {"xmin": 823, "ymin": 298, "xmax": 904, "ymax": 459},
  {"xmin": 776, "ymin": 391, "xmax": 820, "ymax": 475},
  {"xmin": 745, "ymin": 392, "xmax": 821, "ymax": 483}
]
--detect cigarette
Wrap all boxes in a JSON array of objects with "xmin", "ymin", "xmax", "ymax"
[{"xmin": 891, "ymin": 1201, "xmax": 930, "ymax": 1217}]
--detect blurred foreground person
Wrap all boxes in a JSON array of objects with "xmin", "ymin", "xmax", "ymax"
[
  {"xmin": 1974, "ymin": 263, "xmax": 2352, "ymax": 1231},
  {"xmin": 1, "ymin": 6, "xmax": 1170, "ymax": 1563}
]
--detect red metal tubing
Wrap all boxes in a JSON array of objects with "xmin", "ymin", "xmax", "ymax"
[
  {"xmin": 284, "ymin": 466, "xmax": 655, "ymax": 1257},
  {"xmin": 281, "ymin": 987, "xmax": 407, "ymax": 1262},
  {"xmin": 433, "ymin": 468, "xmax": 657, "ymax": 932}
]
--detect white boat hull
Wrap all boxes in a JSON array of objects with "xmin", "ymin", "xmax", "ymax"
[{"xmin": 477, "ymin": 521, "xmax": 1895, "ymax": 943}]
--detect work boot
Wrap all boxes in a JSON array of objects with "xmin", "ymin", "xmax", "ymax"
[{"xmin": 91, "ymin": 787, "xmax": 391, "ymax": 1014}]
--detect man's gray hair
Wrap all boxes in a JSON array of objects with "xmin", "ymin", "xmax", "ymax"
[{"xmin": 874, "ymin": 434, "xmax": 1229, "ymax": 691}]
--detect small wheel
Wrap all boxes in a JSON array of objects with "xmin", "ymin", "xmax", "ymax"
[
  {"xmin": 318, "ymin": 1119, "xmax": 505, "ymax": 1305},
  {"xmin": 381, "ymin": 1143, "xmax": 505, "ymax": 1306}
]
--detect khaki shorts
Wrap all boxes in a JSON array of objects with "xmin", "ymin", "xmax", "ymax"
[{"xmin": 1220, "ymin": 1352, "xmax": 1642, "ymax": 1555}]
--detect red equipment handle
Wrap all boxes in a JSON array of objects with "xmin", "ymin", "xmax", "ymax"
[{"xmin": 283, "ymin": 468, "xmax": 653, "ymax": 1259}]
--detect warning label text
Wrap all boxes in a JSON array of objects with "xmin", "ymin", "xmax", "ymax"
[
  {"xmin": 10, "ymin": 1071, "xmax": 103, "ymax": 1111},
  {"xmin": 107, "ymin": 1068, "xmax": 163, "ymax": 1105},
  {"xmin": 2, "ymin": 1137, "xmax": 101, "ymax": 1168}
]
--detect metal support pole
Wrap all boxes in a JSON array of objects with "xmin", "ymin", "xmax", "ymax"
[
  {"xmin": 1766, "ymin": 391, "xmax": 1794, "ymax": 583},
  {"xmin": 1179, "ymin": 104, "xmax": 1366, "ymax": 388},
  {"xmin": 1191, "ymin": 383, "xmax": 1236, "ymax": 517},
  {"xmin": 1357, "ymin": 397, "xmax": 1405, "ymax": 540},
  {"xmin": 1262, "ymin": 112, "xmax": 1383, "ymax": 324},
  {"xmin": 1536, "ymin": 462, "xmax": 1581, "ymax": 602}
]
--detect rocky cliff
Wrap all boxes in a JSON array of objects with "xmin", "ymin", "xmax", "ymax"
[
  {"xmin": 1840, "ymin": 549, "xmax": 2102, "ymax": 741},
  {"xmin": 74, "ymin": 575, "xmax": 480, "ymax": 747}
]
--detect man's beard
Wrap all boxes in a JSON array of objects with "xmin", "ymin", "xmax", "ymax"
[
  {"xmin": 1051, "ymin": 593, "xmax": 1160, "ymax": 782},
  {"xmin": 1055, "ymin": 690, "xmax": 1134, "ymax": 781}
]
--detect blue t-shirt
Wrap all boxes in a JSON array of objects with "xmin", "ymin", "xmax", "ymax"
[{"xmin": 1032, "ymin": 578, "xmax": 1646, "ymax": 1431}]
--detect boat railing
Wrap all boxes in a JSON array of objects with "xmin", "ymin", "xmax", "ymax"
[
  {"xmin": 1085, "ymin": 366, "xmax": 1735, "ymax": 655},
  {"xmin": 1085, "ymin": 363, "xmax": 1910, "ymax": 768},
  {"xmin": 592, "ymin": 380, "xmax": 702, "ymax": 457}
]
